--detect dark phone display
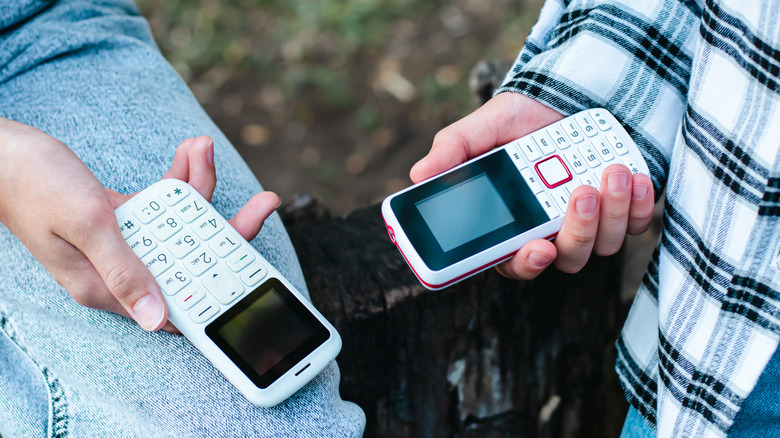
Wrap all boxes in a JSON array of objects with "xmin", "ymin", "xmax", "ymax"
[
  {"xmin": 390, "ymin": 149, "xmax": 549, "ymax": 270},
  {"xmin": 206, "ymin": 278, "xmax": 329, "ymax": 388},
  {"xmin": 415, "ymin": 173, "xmax": 515, "ymax": 252}
]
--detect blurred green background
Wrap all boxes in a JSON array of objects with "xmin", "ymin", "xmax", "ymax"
[{"xmin": 136, "ymin": 0, "xmax": 545, "ymax": 214}]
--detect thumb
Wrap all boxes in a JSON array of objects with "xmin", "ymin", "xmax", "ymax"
[
  {"xmin": 65, "ymin": 204, "xmax": 168, "ymax": 331},
  {"xmin": 410, "ymin": 93, "xmax": 564, "ymax": 183}
]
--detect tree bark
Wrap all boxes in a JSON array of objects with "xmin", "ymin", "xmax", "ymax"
[{"xmin": 283, "ymin": 201, "xmax": 628, "ymax": 438}]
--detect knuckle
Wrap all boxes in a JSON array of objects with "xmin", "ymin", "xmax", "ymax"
[
  {"xmin": 104, "ymin": 263, "xmax": 142, "ymax": 302},
  {"xmin": 70, "ymin": 288, "xmax": 99, "ymax": 307},
  {"xmin": 66, "ymin": 281, "xmax": 104, "ymax": 308},
  {"xmin": 59, "ymin": 199, "xmax": 115, "ymax": 243},
  {"xmin": 557, "ymin": 260, "xmax": 586, "ymax": 274},
  {"xmin": 594, "ymin": 242, "xmax": 621, "ymax": 257},
  {"xmin": 566, "ymin": 229, "xmax": 594, "ymax": 247},
  {"xmin": 600, "ymin": 209, "xmax": 628, "ymax": 223}
]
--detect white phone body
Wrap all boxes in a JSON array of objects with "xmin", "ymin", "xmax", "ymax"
[
  {"xmin": 382, "ymin": 108, "xmax": 650, "ymax": 290},
  {"xmin": 115, "ymin": 179, "xmax": 341, "ymax": 407}
]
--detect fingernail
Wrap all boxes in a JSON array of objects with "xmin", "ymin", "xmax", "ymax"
[
  {"xmin": 575, "ymin": 194, "xmax": 598, "ymax": 217},
  {"xmin": 632, "ymin": 183, "xmax": 649, "ymax": 201},
  {"xmin": 132, "ymin": 295, "xmax": 164, "ymax": 331},
  {"xmin": 207, "ymin": 142, "xmax": 214, "ymax": 166},
  {"xmin": 528, "ymin": 251, "xmax": 553, "ymax": 269},
  {"xmin": 607, "ymin": 173, "xmax": 629, "ymax": 194}
]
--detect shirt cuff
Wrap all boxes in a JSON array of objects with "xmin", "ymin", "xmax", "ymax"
[{"xmin": 495, "ymin": 0, "xmax": 702, "ymax": 192}]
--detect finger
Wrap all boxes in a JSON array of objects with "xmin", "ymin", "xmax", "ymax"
[
  {"xmin": 161, "ymin": 137, "xmax": 197, "ymax": 181},
  {"xmin": 104, "ymin": 187, "xmax": 131, "ymax": 209},
  {"xmin": 186, "ymin": 136, "xmax": 217, "ymax": 202},
  {"xmin": 228, "ymin": 192, "xmax": 281, "ymax": 241},
  {"xmin": 495, "ymin": 239, "xmax": 557, "ymax": 280},
  {"xmin": 553, "ymin": 185, "xmax": 601, "ymax": 273},
  {"xmin": 161, "ymin": 321, "xmax": 181, "ymax": 334},
  {"xmin": 58, "ymin": 200, "xmax": 168, "ymax": 331},
  {"xmin": 627, "ymin": 173, "xmax": 655, "ymax": 235},
  {"xmin": 44, "ymin": 235, "xmax": 129, "ymax": 316},
  {"xmin": 593, "ymin": 165, "xmax": 633, "ymax": 256},
  {"xmin": 410, "ymin": 93, "xmax": 564, "ymax": 183}
]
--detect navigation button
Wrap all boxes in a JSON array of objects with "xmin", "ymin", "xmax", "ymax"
[
  {"xmin": 535, "ymin": 155, "xmax": 572, "ymax": 188},
  {"xmin": 203, "ymin": 266, "xmax": 245, "ymax": 305}
]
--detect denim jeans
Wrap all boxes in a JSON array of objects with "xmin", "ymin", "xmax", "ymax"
[
  {"xmin": 620, "ymin": 406, "xmax": 655, "ymax": 438},
  {"xmin": 619, "ymin": 345, "xmax": 780, "ymax": 437},
  {"xmin": 0, "ymin": 1, "xmax": 365, "ymax": 436}
]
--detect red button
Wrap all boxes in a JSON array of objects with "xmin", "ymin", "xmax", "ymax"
[
  {"xmin": 535, "ymin": 155, "xmax": 572, "ymax": 188},
  {"xmin": 387, "ymin": 226, "xmax": 396, "ymax": 244}
]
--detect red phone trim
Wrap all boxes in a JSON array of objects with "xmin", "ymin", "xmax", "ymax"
[
  {"xmin": 382, "ymin": 218, "xmax": 560, "ymax": 290},
  {"xmin": 534, "ymin": 155, "xmax": 572, "ymax": 188},
  {"xmin": 397, "ymin": 247, "xmax": 516, "ymax": 289}
]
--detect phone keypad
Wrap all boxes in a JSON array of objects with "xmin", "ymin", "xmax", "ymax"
[
  {"xmin": 133, "ymin": 200, "xmax": 165, "ymax": 224},
  {"xmin": 117, "ymin": 182, "xmax": 269, "ymax": 325},
  {"xmin": 507, "ymin": 109, "xmax": 642, "ymax": 220}
]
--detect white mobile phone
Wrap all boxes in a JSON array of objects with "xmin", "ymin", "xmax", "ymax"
[
  {"xmin": 382, "ymin": 108, "xmax": 650, "ymax": 290},
  {"xmin": 115, "ymin": 179, "xmax": 341, "ymax": 407}
]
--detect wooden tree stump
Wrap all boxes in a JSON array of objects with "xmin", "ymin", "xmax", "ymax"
[{"xmin": 283, "ymin": 200, "xmax": 628, "ymax": 438}]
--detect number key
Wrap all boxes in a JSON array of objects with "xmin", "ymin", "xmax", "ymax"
[
  {"xmin": 547, "ymin": 125, "xmax": 571, "ymax": 150},
  {"xmin": 175, "ymin": 199, "xmax": 207, "ymax": 223},
  {"xmin": 209, "ymin": 230, "xmax": 241, "ymax": 258},
  {"xmin": 133, "ymin": 200, "xmax": 165, "ymax": 224},
  {"xmin": 127, "ymin": 231, "xmax": 157, "ymax": 258},
  {"xmin": 168, "ymin": 233, "xmax": 200, "ymax": 259},
  {"xmin": 607, "ymin": 133, "xmax": 629, "ymax": 156},
  {"xmin": 562, "ymin": 120, "xmax": 584, "ymax": 144},
  {"xmin": 517, "ymin": 139, "xmax": 541, "ymax": 162},
  {"xmin": 150, "ymin": 215, "xmax": 182, "ymax": 241},
  {"xmin": 578, "ymin": 142, "xmax": 601, "ymax": 168},
  {"xmin": 532, "ymin": 131, "xmax": 557, "ymax": 155},
  {"xmin": 576, "ymin": 114, "xmax": 598, "ymax": 137},
  {"xmin": 193, "ymin": 214, "xmax": 224, "ymax": 240},
  {"xmin": 563, "ymin": 150, "xmax": 587, "ymax": 175},
  {"xmin": 159, "ymin": 268, "xmax": 192, "ymax": 296},
  {"xmin": 595, "ymin": 139, "xmax": 616, "ymax": 162},
  {"xmin": 142, "ymin": 250, "xmax": 174, "ymax": 277},
  {"xmin": 183, "ymin": 249, "xmax": 217, "ymax": 277}
]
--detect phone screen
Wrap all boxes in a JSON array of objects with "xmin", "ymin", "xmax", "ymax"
[
  {"xmin": 206, "ymin": 278, "xmax": 330, "ymax": 388},
  {"xmin": 389, "ymin": 149, "xmax": 549, "ymax": 270},
  {"xmin": 415, "ymin": 173, "xmax": 515, "ymax": 252}
]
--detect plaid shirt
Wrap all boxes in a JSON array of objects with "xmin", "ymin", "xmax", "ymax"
[{"xmin": 497, "ymin": 0, "xmax": 780, "ymax": 436}]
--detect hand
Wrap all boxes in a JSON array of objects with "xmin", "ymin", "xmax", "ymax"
[
  {"xmin": 0, "ymin": 119, "xmax": 279, "ymax": 332},
  {"xmin": 410, "ymin": 93, "xmax": 655, "ymax": 280}
]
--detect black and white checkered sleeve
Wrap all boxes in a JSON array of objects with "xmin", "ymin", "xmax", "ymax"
[{"xmin": 496, "ymin": 0, "xmax": 703, "ymax": 193}]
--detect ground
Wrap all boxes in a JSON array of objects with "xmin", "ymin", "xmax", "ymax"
[{"xmin": 135, "ymin": 0, "xmax": 545, "ymax": 215}]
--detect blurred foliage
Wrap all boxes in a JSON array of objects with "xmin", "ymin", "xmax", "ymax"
[
  {"xmin": 136, "ymin": 0, "xmax": 535, "ymax": 116},
  {"xmin": 135, "ymin": 0, "xmax": 544, "ymax": 213}
]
